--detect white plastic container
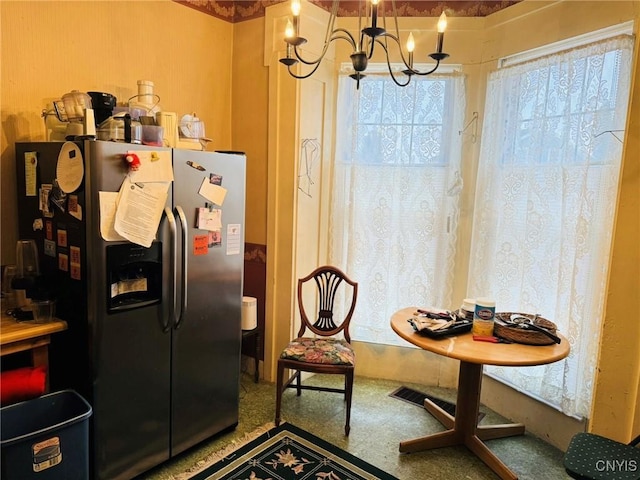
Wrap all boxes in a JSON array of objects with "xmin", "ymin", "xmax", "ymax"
[
  {"xmin": 241, "ymin": 297, "xmax": 257, "ymax": 330},
  {"xmin": 459, "ymin": 298, "xmax": 475, "ymax": 320}
]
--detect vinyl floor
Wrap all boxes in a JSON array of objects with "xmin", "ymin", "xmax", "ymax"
[{"xmin": 139, "ymin": 371, "xmax": 572, "ymax": 480}]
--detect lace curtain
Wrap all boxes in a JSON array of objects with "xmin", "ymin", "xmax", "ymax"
[
  {"xmin": 330, "ymin": 73, "xmax": 466, "ymax": 346},
  {"xmin": 468, "ymin": 36, "xmax": 634, "ymax": 418}
]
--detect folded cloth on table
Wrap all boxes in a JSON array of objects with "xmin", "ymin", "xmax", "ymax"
[
  {"xmin": 414, "ymin": 307, "xmax": 453, "ymax": 320},
  {"xmin": 409, "ymin": 316, "xmax": 455, "ymax": 332}
]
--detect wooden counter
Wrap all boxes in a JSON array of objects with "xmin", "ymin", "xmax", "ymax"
[{"xmin": 1, "ymin": 310, "xmax": 67, "ymax": 392}]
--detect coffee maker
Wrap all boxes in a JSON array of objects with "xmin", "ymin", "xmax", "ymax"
[{"xmin": 88, "ymin": 91, "xmax": 116, "ymax": 126}]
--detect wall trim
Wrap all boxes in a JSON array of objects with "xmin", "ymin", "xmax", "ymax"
[{"xmin": 174, "ymin": 0, "xmax": 521, "ymax": 23}]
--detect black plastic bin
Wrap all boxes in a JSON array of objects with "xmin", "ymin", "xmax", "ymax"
[{"xmin": 1, "ymin": 389, "xmax": 92, "ymax": 480}]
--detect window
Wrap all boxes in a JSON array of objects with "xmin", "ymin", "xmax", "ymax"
[
  {"xmin": 329, "ymin": 72, "xmax": 466, "ymax": 346},
  {"xmin": 469, "ymin": 34, "xmax": 634, "ymax": 418}
]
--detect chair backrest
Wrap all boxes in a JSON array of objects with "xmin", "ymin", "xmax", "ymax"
[{"xmin": 296, "ymin": 265, "xmax": 358, "ymax": 342}]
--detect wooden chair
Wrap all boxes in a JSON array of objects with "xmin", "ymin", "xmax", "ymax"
[{"xmin": 275, "ymin": 265, "xmax": 358, "ymax": 436}]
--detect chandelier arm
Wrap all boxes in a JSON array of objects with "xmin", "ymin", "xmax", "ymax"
[
  {"xmin": 331, "ymin": 29, "xmax": 358, "ymax": 50},
  {"xmin": 410, "ymin": 61, "xmax": 441, "ymax": 76},
  {"xmin": 286, "ymin": 60, "xmax": 325, "ymax": 80},
  {"xmin": 292, "ymin": 40, "xmax": 332, "ymax": 65},
  {"xmin": 374, "ymin": 39, "xmax": 412, "ymax": 87},
  {"xmin": 374, "ymin": 33, "xmax": 442, "ymax": 76},
  {"xmin": 376, "ymin": 32, "xmax": 410, "ymax": 70},
  {"xmin": 326, "ymin": 0, "xmax": 340, "ymax": 41},
  {"xmin": 293, "ymin": 29, "xmax": 358, "ymax": 66},
  {"xmin": 366, "ymin": 35, "xmax": 376, "ymax": 60},
  {"xmin": 385, "ymin": 0, "xmax": 443, "ymax": 77}
]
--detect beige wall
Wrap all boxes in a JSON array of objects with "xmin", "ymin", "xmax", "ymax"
[
  {"xmin": 1, "ymin": 0, "xmax": 234, "ymax": 263},
  {"xmin": 231, "ymin": 17, "xmax": 269, "ymax": 244},
  {"xmin": 591, "ymin": 16, "xmax": 640, "ymax": 440}
]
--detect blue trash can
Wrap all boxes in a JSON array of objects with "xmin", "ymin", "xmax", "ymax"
[{"xmin": 1, "ymin": 390, "xmax": 92, "ymax": 480}]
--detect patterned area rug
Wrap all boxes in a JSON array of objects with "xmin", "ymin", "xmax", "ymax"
[{"xmin": 187, "ymin": 423, "xmax": 398, "ymax": 480}]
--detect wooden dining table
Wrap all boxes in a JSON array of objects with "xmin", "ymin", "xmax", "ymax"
[
  {"xmin": 391, "ymin": 307, "xmax": 570, "ymax": 480},
  {"xmin": 1, "ymin": 308, "xmax": 68, "ymax": 392}
]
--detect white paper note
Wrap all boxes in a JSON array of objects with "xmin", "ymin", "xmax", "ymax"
[
  {"xmin": 197, "ymin": 207, "xmax": 222, "ymax": 231},
  {"xmin": 198, "ymin": 178, "xmax": 227, "ymax": 206},
  {"xmin": 56, "ymin": 142, "xmax": 84, "ymax": 193},
  {"xmin": 25, "ymin": 152, "xmax": 38, "ymax": 197},
  {"xmin": 127, "ymin": 150, "xmax": 174, "ymax": 183},
  {"xmin": 114, "ymin": 179, "xmax": 170, "ymax": 247},
  {"xmin": 99, "ymin": 191, "xmax": 126, "ymax": 241},
  {"xmin": 226, "ymin": 223, "xmax": 241, "ymax": 255}
]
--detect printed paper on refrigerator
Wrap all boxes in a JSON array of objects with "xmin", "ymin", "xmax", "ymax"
[{"xmin": 114, "ymin": 179, "xmax": 170, "ymax": 247}]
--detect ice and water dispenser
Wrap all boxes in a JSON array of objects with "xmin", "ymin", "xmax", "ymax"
[{"xmin": 106, "ymin": 243, "xmax": 162, "ymax": 313}]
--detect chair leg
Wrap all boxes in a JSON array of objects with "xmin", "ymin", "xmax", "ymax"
[
  {"xmin": 344, "ymin": 371, "xmax": 354, "ymax": 436},
  {"xmin": 275, "ymin": 361, "xmax": 284, "ymax": 427},
  {"xmin": 344, "ymin": 375, "xmax": 348, "ymax": 401},
  {"xmin": 295, "ymin": 370, "xmax": 302, "ymax": 396}
]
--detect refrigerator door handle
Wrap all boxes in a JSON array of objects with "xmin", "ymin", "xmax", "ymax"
[
  {"xmin": 174, "ymin": 205, "xmax": 189, "ymax": 329},
  {"xmin": 161, "ymin": 206, "xmax": 177, "ymax": 333}
]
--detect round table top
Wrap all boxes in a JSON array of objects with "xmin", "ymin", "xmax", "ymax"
[{"xmin": 391, "ymin": 307, "xmax": 570, "ymax": 367}]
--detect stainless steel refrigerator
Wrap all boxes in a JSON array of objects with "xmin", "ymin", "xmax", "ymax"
[{"xmin": 15, "ymin": 140, "xmax": 246, "ymax": 480}]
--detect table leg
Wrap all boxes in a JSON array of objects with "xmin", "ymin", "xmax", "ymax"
[
  {"xmin": 242, "ymin": 329, "xmax": 260, "ymax": 383},
  {"xmin": 423, "ymin": 398, "xmax": 455, "ymax": 429},
  {"xmin": 399, "ymin": 361, "xmax": 523, "ymax": 480},
  {"xmin": 253, "ymin": 330, "xmax": 260, "ymax": 383},
  {"xmin": 477, "ymin": 423, "xmax": 525, "ymax": 441},
  {"xmin": 466, "ymin": 434, "xmax": 518, "ymax": 480},
  {"xmin": 31, "ymin": 344, "xmax": 50, "ymax": 392}
]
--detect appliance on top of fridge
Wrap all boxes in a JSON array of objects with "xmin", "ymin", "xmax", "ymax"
[{"xmin": 14, "ymin": 140, "xmax": 246, "ymax": 480}]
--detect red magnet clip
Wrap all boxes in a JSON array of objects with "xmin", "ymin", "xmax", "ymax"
[{"xmin": 124, "ymin": 152, "xmax": 141, "ymax": 171}]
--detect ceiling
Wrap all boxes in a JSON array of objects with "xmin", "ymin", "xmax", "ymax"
[{"xmin": 176, "ymin": 0, "xmax": 522, "ymax": 23}]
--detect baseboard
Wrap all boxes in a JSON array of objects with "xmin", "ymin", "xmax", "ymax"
[{"xmin": 481, "ymin": 374, "xmax": 586, "ymax": 451}]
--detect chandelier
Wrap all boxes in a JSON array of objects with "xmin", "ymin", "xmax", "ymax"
[{"xmin": 279, "ymin": 0, "xmax": 449, "ymax": 88}]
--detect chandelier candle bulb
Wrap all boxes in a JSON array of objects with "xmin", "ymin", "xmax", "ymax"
[
  {"xmin": 472, "ymin": 297, "xmax": 496, "ymax": 337},
  {"xmin": 436, "ymin": 12, "xmax": 447, "ymax": 53},
  {"xmin": 285, "ymin": 19, "xmax": 294, "ymax": 39},
  {"xmin": 407, "ymin": 32, "xmax": 415, "ymax": 52},
  {"xmin": 291, "ymin": 0, "xmax": 300, "ymax": 16},
  {"xmin": 407, "ymin": 33, "xmax": 415, "ymax": 67},
  {"xmin": 291, "ymin": 0, "xmax": 300, "ymax": 35}
]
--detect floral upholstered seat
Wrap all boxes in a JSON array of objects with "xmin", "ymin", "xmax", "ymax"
[{"xmin": 281, "ymin": 337, "xmax": 355, "ymax": 365}]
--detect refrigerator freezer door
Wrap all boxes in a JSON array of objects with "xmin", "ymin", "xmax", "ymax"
[
  {"xmin": 170, "ymin": 149, "xmax": 246, "ymax": 455},
  {"xmin": 84, "ymin": 141, "xmax": 174, "ymax": 480}
]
